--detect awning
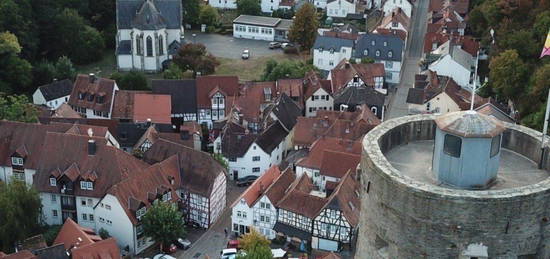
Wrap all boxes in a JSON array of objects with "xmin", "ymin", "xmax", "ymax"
[
  {"xmin": 271, "ymin": 248, "xmax": 287, "ymax": 258},
  {"xmin": 273, "ymin": 222, "xmax": 311, "ymax": 241}
]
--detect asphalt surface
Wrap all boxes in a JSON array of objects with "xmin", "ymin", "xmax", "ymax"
[
  {"xmin": 386, "ymin": 0, "xmax": 429, "ymax": 119},
  {"xmin": 183, "ymin": 31, "xmax": 284, "ymax": 59},
  {"xmin": 176, "ymin": 182, "xmax": 247, "ymax": 259}
]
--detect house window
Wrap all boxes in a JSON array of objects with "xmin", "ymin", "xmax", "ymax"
[
  {"xmin": 252, "ymin": 156, "xmax": 260, "ymax": 161},
  {"xmin": 342, "ymin": 49, "xmax": 346, "ymax": 53},
  {"xmin": 88, "ymin": 199, "xmax": 93, "ymax": 207},
  {"xmin": 81, "ymin": 199, "xmax": 86, "ymax": 206},
  {"xmin": 363, "ymin": 49, "xmax": 369, "ymax": 55},
  {"xmin": 376, "ymin": 50, "xmax": 380, "ymax": 57},
  {"xmin": 329, "ymin": 49, "xmax": 334, "ymax": 54},
  {"xmin": 443, "ymin": 134, "xmax": 462, "ymax": 157},
  {"xmin": 87, "ymin": 94, "xmax": 94, "ymax": 102},
  {"xmin": 229, "ymin": 157, "xmax": 237, "ymax": 162},
  {"xmin": 392, "ymin": 21, "xmax": 398, "ymax": 27},
  {"xmin": 163, "ymin": 192, "xmax": 172, "ymax": 201},
  {"xmin": 233, "ymin": 224, "xmax": 239, "ymax": 231},
  {"xmin": 80, "ymin": 181, "xmax": 93, "ymax": 190},
  {"xmin": 385, "ymin": 61, "xmax": 393, "ymax": 68},
  {"xmin": 89, "ymin": 214, "xmax": 94, "ymax": 221},
  {"xmin": 371, "ymin": 40, "xmax": 375, "ymax": 46},
  {"xmin": 314, "ymin": 171, "xmax": 320, "ymax": 177},
  {"xmin": 51, "ymin": 194, "xmax": 56, "ymax": 202},
  {"xmin": 329, "ymin": 60, "xmax": 334, "ymax": 66},
  {"xmin": 385, "ymin": 72, "xmax": 393, "ymax": 80},
  {"xmin": 237, "ymin": 211, "xmax": 242, "ymax": 217},
  {"xmin": 243, "ymin": 212, "xmax": 247, "ymax": 218},
  {"xmin": 13, "ymin": 172, "xmax": 25, "ymax": 181},
  {"xmin": 50, "ymin": 178, "xmax": 56, "ymax": 186},
  {"xmin": 261, "ymin": 215, "xmax": 265, "ymax": 222},
  {"xmin": 313, "ymin": 95, "xmax": 319, "ymax": 100},
  {"xmin": 105, "ymin": 204, "xmax": 112, "ymax": 210},
  {"xmin": 107, "ymin": 220, "xmax": 112, "ymax": 225},
  {"xmin": 265, "ymin": 216, "xmax": 270, "ymax": 222},
  {"xmin": 491, "ymin": 135, "xmax": 501, "ymax": 157},
  {"xmin": 52, "ymin": 210, "xmax": 58, "ymax": 217},
  {"xmin": 266, "ymin": 203, "xmax": 270, "ymax": 209},
  {"xmin": 252, "ymin": 167, "xmax": 260, "ymax": 173},
  {"xmin": 82, "ymin": 213, "xmax": 87, "ymax": 221},
  {"xmin": 146, "ymin": 36, "xmax": 153, "ymax": 56},
  {"xmin": 99, "ymin": 217, "xmax": 105, "ymax": 223},
  {"xmin": 388, "ymin": 51, "xmax": 393, "ymax": 58},
  {"xmin": 158, "ymin": 35, "xmax": 164, "ymax": 55},
  {"xmin": 11, "ymin": 157, "xmax": 23, "ymax": 166}
]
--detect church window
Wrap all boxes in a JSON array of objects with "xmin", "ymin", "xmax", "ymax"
[
  {"xmin": 158, "ymin": 35, "xmax": 164, "ymax": 55},
  {"xmin": 137, "ymin": 35, "xmax": 143, "ymax": 55},
  {"xmin": 146, "ymin": 36, "xmax": 153, "ymax": 56}
]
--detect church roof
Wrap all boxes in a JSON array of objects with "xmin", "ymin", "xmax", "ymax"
[{"xmin": 117, "ymin": 0, "xmax": 182, "ymax": 30}]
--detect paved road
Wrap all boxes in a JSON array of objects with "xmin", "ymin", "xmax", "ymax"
[
  {"xmin": 177, "ymin": 182, "xmax": 246, "ymax": 259},
  {"xmin": 386, "ymin": 0, "xmax": 429, "ymax": 119},
  {"xmin": 184, "ymin": 31, "xmax": 283, "ymax": 59}
]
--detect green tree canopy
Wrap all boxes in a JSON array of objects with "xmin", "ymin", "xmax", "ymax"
[
  {"xmin": 0, "ymin": 32, "xmax": 32, "ymax": 94},
  {"xmin": 183, "ymin": 0, "xmax": 201, "ymax": 26},
  {"xmin": 0, "ymin": 180, "xmax": 42, "ymax": 252},
  {"xmin": 142, "ymin": 202, "xmax": 186, "ymax": 251},
  {"xmin": 0, "ymin": 32, "xmax": 22, "ymax": 55},
  {"xmin": 173, "ymin": 43, "xmax": 220, "ymax": 77},
  {"xmin": 529, "ymin": 64, "xmax": 550, "ymax": 102},
  {"xmin": 237, "ymin": 0, "xmax": 262, "ymax": 16},
  {"xmin": 110, "ymin": 71, "xmax": 149, "ymax": 90},
  {"xmin": 288, "ymin": 3, "xmax": 318, "ymax": 50},
  {"xmin": 0, "ymin": 95, "xmax": 40, "ymax": 123},
  {"xmin": 163, "ymin": 63, "xmax": 184, "ymax": 79},
  {"xmin": 237, "ymin": 229, "xmax": 272, "ymax": 259},
  {"xmin": 199, "ymin": 5, "xmax": 220, "ymax": 27},
  {"xmin": 488, "ymin": 49, "xmax": 528, "ymax": 104},
  {"xmin": 261, "ymin": 59, "xmax": 317, "ymax": 81},
  {"xmin": 54, "ymin": 56, "xmax": 76, "ymax": 81},
  {"xmin": 32, "ymin": 60, "xmax": 57, "ymax": 87}
]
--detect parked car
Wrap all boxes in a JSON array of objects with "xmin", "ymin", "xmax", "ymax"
[
  {"xmin": 162, "ymin": 243, "xmax": 177, "ymax": 254},
  {"xmin": 281, "ymin": 42, "xmax": 294, "ymax": 49},
  {"xmin": 269, "ymin": 42, "xmax": 281, "ymax": 49},
  {"xmin": 220, "ymin": 248, "xmax": 237, "ymax": 259},
  {"xmin": 241, "ymin": 49, "xmax": 250, "ymax": 59},
  {"xmin": 153, "ymin": 254, "xmax": 176, "ymax": 259},
  {"xmin": 236, "ymin": 175, "xmax": 258, "ymax": 187},
  {"xmin": 175, "ymin": 238, "xmax": 191, "ymax": 250},
  {"xmin": 227, "ymin": 239, "xmax": 241, "ymax": 249}
]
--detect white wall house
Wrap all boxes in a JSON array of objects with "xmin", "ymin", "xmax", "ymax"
[
  {"xmin": 116, "ymin": 0, "xmax": 183, "ymax": 72},
  {"xmin": 305, "ymin": 88, "xmax": 334, "ymax": 117},
  {"xmin": 428, "ymin": 47, "xmax": 474, "ymax": 88},
  {"xmin": 313, "ymin": 36, "xmax": 354, "ymax": 71},
  {"xmin": 261, "ymin": 0, "xmax": 293, "ymax": 13},
  {"xmin": 314, "ymin": 0, "xmax": 328, "ymax": 9},
  {"xmin": 354, "ymin": 34, "xmax": 404, "ymax": 84},
  {"xmin": 382, "ymin": 0, "xmax": 412, "ymax": 18},
  {"xmin": 233, "ymin": 15, "xmax": 292, "ymax": 42},
  {"xmin": 32, "ymin": 79, "xmax": 73, "ymax": 110},
  {"xmin": 210, "ymin": 0, "xmax": 237, "ymax": 9},
  {"xmin": 226, "ymin": 139, "xmax": 284, "ymax": 180},
  {"xmin": 326, "ymin": 0, "xmax": 356, "ymax": 18}
]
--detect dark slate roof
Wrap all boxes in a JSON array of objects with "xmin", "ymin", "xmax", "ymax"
[
  {"xmin": 152, "ymin": 79, "xmax": 197, "ymax": 114},
  {"xmin": 38, "ymin": 79, "xmax": 73, "ymax": 101},
  {"xmin": 168, "ymin": 40, "xmax": 182, "ymax": 55},
  {"xmin": 116, "ymin": 122, "xmax": 151, "ymax": 147},
  {"xmin": 406, "ymin": 88, "xmax": 425, "ymax": 104},
  {"xmin": 270, "ymin": 93, "xmax": 302, "ymax": 131},
  {"xmin": 354, "ymin": 33, "xmax": 404, "ymax": 62},
  {"xmin": 273, "ymin": 222, "xmax": 311, "ymax": 240},
  {"xmin": 313, "ymin": 36, "xmax": 355, "ymax": 51},
  {"xmin": 33, "ymin": 244, "xmax": 69, "ymax": 259},
  {"xmin": 221, "ymin": 122, "xmax": 257, "ymax": 159},
  {"xmin": 117, "ymin": 40, "xmax": 132, "ymax": 55},
  {"xmin": 334, "ymin": 87, "xmax": 385, "ymax": 107},
  {"xmin": 117, "ymin": 0, "xmax": 181, "ymax": 30},
  {"xmin": 256, "ymin": 122, "xmax": 288, "ymax": 154}
]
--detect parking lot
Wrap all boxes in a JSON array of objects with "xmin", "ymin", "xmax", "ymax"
[{"xmin": 183, "ymin": 31, "xmax": 284, "ymax": 59}]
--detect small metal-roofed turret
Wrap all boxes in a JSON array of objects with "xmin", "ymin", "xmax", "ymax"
[{"xmin": 432, "ymin": 110, "xmax": 507, "ymax": 189}]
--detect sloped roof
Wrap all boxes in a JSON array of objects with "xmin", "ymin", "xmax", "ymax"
[
  {"xmin": 111, "ymin": 90, "xmax": 150, "ymax": 120},
  {"xmin": 232, "ymin": 166, "xmax": 281, "ymax": 207},
  {"xmin": 71, "ymin": 238, "xmax": 120, "ymax": 259},
  {"xmin": 319, "ymin": 150, "xmax": 360, "ymax": 178},
  {"xmin": 37, "ymin": 79, "xmax": 73, "ymax": 101},
  {"xmin": 373, "ymin": 28, "xmax": 407, "ymax": 41},
  {"xmin": 50, "ymin": 103, "xmax": 82, "ymax": 119},
  {"xmin": 234, "ymin": 81, "xmax": 276, "ymax": 123},
  {"xmin": 264, "ymin": 168, "xmax": 297, "ymax": 205},
  {"xmin": 133, "ymin": 93, "xmax": 172, "ymax": 124},
  {"xmin": 276, "ymin": 175, "xmax": 327, "ymax": 218},
  {"xmin": 268, "ymin": 93, "xmax": 303, "ymax": 132},
  {"xmin": 152, "ymin": 79, "xmax": 197, "ymax": 115},
  {"xmin": 313, "ymin": 36, "xmax": 355, "ymax": 51},
  {"xmin": 68, "ymin": 74, "xmax": 117, "ymax": 113},
  {"xmin": 0, "ymin": 250, "xmax": 36, "ymax": 259},
  {"xmin": 276, "ymin": 79, "xmax": 303, "ymax": 100},
  {"xmin": 53, "ymin": 218, "xmax": 101, "ymax": 250},
  {"xmin": 255, "ymin": 122, "xmax": 288, "ymax": 154},
  {"xmin": 380, "ymin": 8, "xmax": 410, "ymax": 29},
  {"xmin": 117, "ymin": 0, "xmax": 181, "ymax": 30},
  {"xmin": 324, "ymin": 171, "xmax": 360, "ymax": 226},
  {"xmin": 220, "ymin": 122, "xmax": 257, "ymax": 159},
  {"xmin": 330, "ymin": 60, "xmax": 385, "ymax": 92},
  {"xmin": 196, "ymin": 76, "xmax": 240, "ymax": 108},
  {"xmin": 354, "ymin": 33, "xmax": 404, "ymax": 62},
  {"xmin": 297, "ymin": 137, "xmax": 361, "ymax": 169},
  {"xmin": 333, "ymin": 86, "xmax": 386, "ymax": 107},
  {"xmin": 303, "ymin": 71, "xmax": 333, "ymax": 100}
]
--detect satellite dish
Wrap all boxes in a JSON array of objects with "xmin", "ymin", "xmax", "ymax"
[{"xmin": 87, "ymin": 128, "xmax": 93, "ymax": 137}]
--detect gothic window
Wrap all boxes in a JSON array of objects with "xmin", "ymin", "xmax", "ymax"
[
  {"xmin": 136, "ymin": 35, "xmax": 143, "ymax": 55},
  {"xmin": 158, "ymin": 35, "xmax": 164, "ymax": 55},
  {"xmin": 146, "ymin": 36, "xmax": 153, "ymax": 57}
]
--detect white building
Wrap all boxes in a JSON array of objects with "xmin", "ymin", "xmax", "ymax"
[
  {"xmin": 68, "ymin": 74, "xmax": 119, "ymax": 119},
  {"xmin": 116, "ymin": 0, "xmax": 183, "ymax": 72},
  {"xmin": 378, "ymin": 8, "xmax": 410, "ymax": 35},
  {"xmin": 305, "ymin": 88, "xmax": 334, "ymax": 117},
  {"xmin": 196, "ymin": 76, "xmax": 240, "ymax": 129},
  {"xmin": 32, "ymin": 79, "xmax": 73, "ymax": 110},
  {"xmin": 233, "ymin": 15, "xmax": 292, "ymax": 42},
  {"xmin": 354, "ymin": 33, "xmax": 404, "ymax": 84},
  {"xmin": 210, "ymin": 0, "xmax": 237, "ymax": 9},
  {"xmin": 313, "ymin": 36, "xmax": 354, "ymax": 71},
  {"xmin": 382, "ymin": 0, "xmax": 412, "ymax": 18},
  {"xmin": 428, "ymin": 42, "xmax": 475, "ymax": 88},
  {"xmin": 326, "ymin": 0, "xmax": 356, "ymax": 18},
  {"xmin": 328, "ymin": 60, "xmax": 386, "ymax": 94},
  {"xmin": 261, "ymin": 0, "xmax": 294, "ymax": 13}
]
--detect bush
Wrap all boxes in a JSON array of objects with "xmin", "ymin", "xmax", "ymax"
[
  {"xmin": 110, "ymin": 71, "xmax": 148, "ymax": 90},
  {"xmin": 42, "ymin": 225, "xmax": 62, "ymax": 246},
  {"xmin": 99, "ymin": 228, "xmax": 111, "ymax": 239},
  {"xmin": 283, "ymin": 46, "xmax": 298, "ymax": 54}
]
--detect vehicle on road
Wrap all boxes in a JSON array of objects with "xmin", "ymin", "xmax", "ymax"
[
  {"xmin": 269, "ymin": 42, "xmax": 281, "ymax": 49},
  {"xmin": 153, "ymin": 254, "xmax": 176, "ymax": 259},
  {"xmin": 281, "ymin": 42, "xmax": 294, "ymax": 49},
  {"xmin": 175, "ymin": 238, "xmax": 192, "ymax": 250},
  {"xmin": 220, "ymin": 248, "xmax": 237, "ymax": 259},
  {"xmin": 236, "ymin": 175, "xmax": 258, "ymax": 187},
  {"xmin": 241, "ymin": 49, "xmax": 250, "ymax": 59}
]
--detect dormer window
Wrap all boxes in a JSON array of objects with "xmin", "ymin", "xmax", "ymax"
[
  {"xmin": 319, "ymin": 47, "xmax": 323, "ymax": 52},
  {"xmin": 363, "ymin": 49, "xmax": 369, "ymax": 55},
  {"xmin": 329, "ymin": 48, "xmax": 334, "ymax": 54},
  {"xmin": 383, "ymin": 41, "xmax": 387, "ymax": 46},
  {"xmin": 162, "ymin": 192, "xmax": 172, "ymax": 201},
  {"xmin": 78, "ymin": 92, "xmax": 86, "ymax": 100},
  {"xmin": 87, "ymin": 94, "xmax": 95, "ymax": 102},
  {"xmin": 50, "ymin": 177, "xmax": 57, "ymax": 186},
  {"xmin": 376, "ymin": 50, "xmax": 381, "ymax": 57},
  {"xmin": 136, "ymin": 207, "xmax": 146, "ymax": 220},
  {"xmin": 371, "ymin": 40, "xmax": 375, "ymax": 46},
  {"xmin": 11, "ymin": 157, "xmax": 23, "ymax": 166},
  {"xmin": 388, "ymin": 51, "xmax": 393, "ymax": 58},
  {"xmin": 97, "ymin": 95, "xmax": 105, "ymax": 104},
  {"xmin": 80, "ymin": 181, "xmax": 93, "ymax": 190}
]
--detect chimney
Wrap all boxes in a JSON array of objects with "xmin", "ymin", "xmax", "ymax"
[
  {"xmin": 88, "ymin": 139, "xmax": 96, "ymax": 155},
  {"xmin": 345, "ymin": 61, "xmax": 351, "ymax": 68},
  {"xmin": 180, "ymin": 130, "xmax": 190, "ymax": 140},
  {"xmin": 146, "ymin": 118, "xmax": 152, "ymax": 127},
  {"xmin": 89, "ymin": 73, "xmax": 97, "ymax": 83}
]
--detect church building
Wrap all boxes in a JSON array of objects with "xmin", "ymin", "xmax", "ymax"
[{"xmin": 116, "ymin": 0, "xmax": 184, "ymax": 72}]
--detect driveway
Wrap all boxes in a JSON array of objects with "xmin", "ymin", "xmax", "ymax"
[
  {"xmin": 184, "ymin": 31, "xmax": 283, "ymax": 59},
  {"xmin": 386, "ymin": 0, "xmax": 429, "ymax": 119}
]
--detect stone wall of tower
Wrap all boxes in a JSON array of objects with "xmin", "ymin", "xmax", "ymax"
[{"xmin": 356, "ymin": 115, "xmax": 550, "ymax": 259}]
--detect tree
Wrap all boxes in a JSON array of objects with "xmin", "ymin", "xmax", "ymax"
[
  {"xmin": 529, "ymin": 64, "xmax": 550, "ymax": 102},
  {"xmin": 288, "ymin": 3, "xmax": 318, "ymax": 50},
  {"xmin": 142, "ymin": 202, "xmax": 186, "ymax": 251},
  {"xmin": 488, "ymin": 49, "xmax": 528, "ymax": 103},
  {"xmin": 163, "ymin": 63, "xmax": 185, "ymax": 79},
  {"xmin": 0, "ymin": 180, "xmax": 42, "ymax": 252},
  {"xmin": 237, "ymin": 229, "xmax": 272, "ymax": 259},
  {"xmin": 272, "ymin": 8, "xmax": 294, "ymax": 19},
  {"xmin": 110, "ymin": 71, "xmax": 149, "ymax": 90},
  {"xmin": 237, "ymin": 0, "xmax": 261, "ymax": 16},
  {"xmin": 199, "ymin": 5, "xmax": 219, "ymax": 27},
  {"xmin": 0, "ymin": 0, "xmax": 38, "ymax": 60},
  {"xmin": 183, "ymin": 0, "xmax": 201, "ymax": 26},
  {"xmin": 173, "ymin": 43, "xmax": 220, "ymax": 77},
  {"xmin": 261, "ymin": 59, "xmax": 317, "ymax": 81},
  {"xmin": 497, "ymin": 29, "xmax": 538, "ymax": 59},
  {"xmin": 0, "ymin": 32, "xmax": 32, "ymax": 94},
  {"xmin": 361, "ymin": 57, "xmax": 374, "ymax": 64},
  {"xmin": 533, "ymin": 11, "xmax": 550, "ymax": 42},
  {"xmin": 0, "ymin": 95, "xmax": 40, "ymax": 123},
  {"xmin": 55, "ymin": 56, "xmax": 76, "ymax": 81},
  {"xmin": 32, "ymin": 60, "xmax": 57, "ymax": 86},
  {"xmin": 98, "ymin": 228, "xmax": 111, "ymax": 239}
]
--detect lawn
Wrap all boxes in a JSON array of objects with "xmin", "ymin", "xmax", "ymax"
[{"xmin": 215, "ymin": 53, "xmax": 303, "ymax": 81}]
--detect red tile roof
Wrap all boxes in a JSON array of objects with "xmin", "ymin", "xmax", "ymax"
[
  {"xmin": 0, "ymin": 250, "xmax": 36, "ymax": 259},
  {"xmin": 234, "ymin": 82, "xmax": 276, "ymax": 123},
  {"xmin": 330, "ymin": 60, "xmax": 385, "ymax": 92},
  {"xmin": 276, "ymin": 175, "xmax": 327, "ymax": 218},
  {"xmin": 276, "ymin": 79, "xmax": 303, "ymax": 103},
  {"xmin": 68, "ymin": 74, "xmax": 117, "ymax": 113},
  {"xmin": 325, "ymin": 171, "xmax": 360, "ymax": 226},
  {"xmin": 380, "ymin": 8, "xmax": 410, "ymax": 29},
  {"xmin": 303, "ymin": 71, "xmax": 332, "ymax": 100},
  {"xmin": 133, "ymin": 93, "xmax": 172, "ymax": 124},
  {"xmin": 429, "ymin": 0, "xmax": 469, "ymax": 15},
  {"xmin": 54, "ymin": 218, "xmax": 101, "ymax": 250},
  {"xmin": 264, "ymin": 168, "xmax": 297, "ymax": 205},
  {"xmin": 232, "ymin": 166, "xmax": 281, "ymax": 207},
  {"xmin": 319, "ymin": 150, "xmax": 360, "ymax": 178},
  {"xmin": 196, "ymin": 76, "xmax": 240, "ymax": 108},
  {"xmin": 322, "ymin": 31, "xmax": 360, "ymax": 41},
  {"xmin": 297, "ymin": 137, "xmax": 361, "ymax": 169},
  {"xmin": 373, "ymin": 28, "xmax": 407, "ymax": 41},
  {"xmin": 71, "ymin": 238, "xmax": 120, "ymax": 259}
]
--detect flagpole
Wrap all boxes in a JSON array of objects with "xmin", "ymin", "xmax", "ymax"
[
  {"xmin": 540, "ymin": 89, "xmax": 550, "ymax": 169},
  {"xmin": 470, "ymin": 50, "xmax": 479, "ymax": 111}
]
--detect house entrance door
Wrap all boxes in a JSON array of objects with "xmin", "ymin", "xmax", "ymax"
[{"xmin": 233, "ymin": 170, "xmax": 238, "ymax": 181}]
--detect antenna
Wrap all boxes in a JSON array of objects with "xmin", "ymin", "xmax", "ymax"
[{"xmin": 87, "ymin": 128, "xmax": 93, "ymax": 137}]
